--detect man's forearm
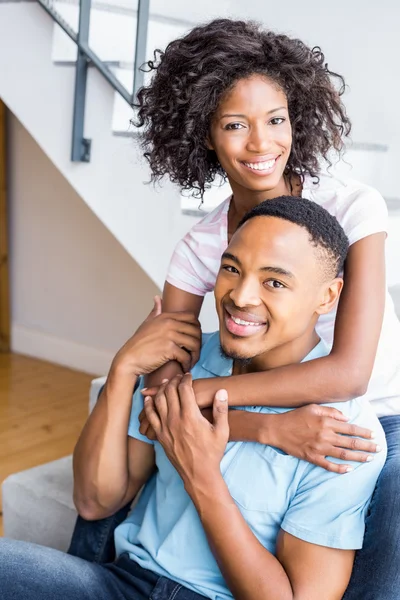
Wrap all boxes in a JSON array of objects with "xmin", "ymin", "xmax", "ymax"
[
  {"xmin": 186, "ymin": 473, "xmax": 293, "ymax": 600},
  {"xmin": 73, "ymin": 368, "xmax": 138, "ymax": 519}
]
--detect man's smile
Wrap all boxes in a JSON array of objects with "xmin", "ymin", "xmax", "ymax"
[{"xmin": 224, "ymin": 306, "xmax": 268, "ymax": 337}]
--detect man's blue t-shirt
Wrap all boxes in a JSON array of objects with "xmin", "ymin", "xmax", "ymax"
[{"xmin": 114, "ymin": 333, "xmax": 386, "ymax": 600}]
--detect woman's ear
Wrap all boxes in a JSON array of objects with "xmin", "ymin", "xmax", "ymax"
[
  {"xmin": 205, "ymin": 135, "xmax": 214, "ymax": 151},
  {"xmin": 316, "ymin": 278, "xmax": 344, "ymax": 316}
]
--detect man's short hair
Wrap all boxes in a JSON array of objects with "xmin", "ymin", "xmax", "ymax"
[{"xmin": 238, "ymin": 196, "xmax": 349, "ymax": 279}]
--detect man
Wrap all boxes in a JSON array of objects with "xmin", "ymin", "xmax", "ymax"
[{"xmin": 0, "ymin": 197, "xmax": 386, "ymax": 599}]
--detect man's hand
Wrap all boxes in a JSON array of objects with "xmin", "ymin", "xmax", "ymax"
[
  {"xmin": 267, "ymin": 404, "xmax": 380, "ymax": 473},
  {"xmin": 143, "ymin": 374, "xmax": 229, "ymax": 487},
  {"xmin": 111, "ymin": 296, "xmax": 201, "ymax": 378}
]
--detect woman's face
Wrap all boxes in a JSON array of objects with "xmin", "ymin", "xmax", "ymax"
[{"xmin": 209, "ymin": 75, "xmax": 292, "ymax": 197}]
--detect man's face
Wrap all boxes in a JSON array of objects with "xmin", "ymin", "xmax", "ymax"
[{"xmin": 214, "ymin": 216, "xmax": 339, "ymax": 371}]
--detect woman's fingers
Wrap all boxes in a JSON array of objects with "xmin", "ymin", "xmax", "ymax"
[
  {"xmin": 329, "ymin": 447, "xmax": 376, "ymax": 464},
  {"xmin": 332, "ymin": 419, "xmax": 375, "ymax": 439},
  {"xmin": 332, "ymin": 433, "xmax": 381, "ymax": 454},
  {"xmin": 312, "ymin": 457, "xmax": 353, "ymax": 474}
]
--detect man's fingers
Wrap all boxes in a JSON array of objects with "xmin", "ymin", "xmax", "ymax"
[
  {"xmin": 212, "ymin": 389, "xmax": 229, "ymax": 436},
  {"xmin": 154, "ymin": 381, "xmax": 169, "ymax": 421},
  {"xmin": 144, "ymin": 397, "xmax": 161, "ymax": 437},
  {"xmin": 174, "ymin": 347, "xmax": 193, "ymax": 374},
  {"xmin": 147, "ymin": 295, "xmax": 162, "ymax": 321},
  {"xmin": 178, "ymin": 373, "xmax": 200, "ymax": 416},
  {"xmin": 165, "ymin": 375, "xmax": 183, "ymax": 418}
]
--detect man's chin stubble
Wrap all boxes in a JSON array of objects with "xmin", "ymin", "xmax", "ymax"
[{"xmin": 219, "ymin": 344, "xmax": 253, "ymax": 367}]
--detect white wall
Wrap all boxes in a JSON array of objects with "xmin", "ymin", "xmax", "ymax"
[{"xmin": 7, "ymin": 112, "xmax": 159, "ymax": 375}]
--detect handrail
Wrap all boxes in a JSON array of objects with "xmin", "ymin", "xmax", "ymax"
[{"xmin": 36, "ymin": 0, "xmax": 149, "ymax": 161}]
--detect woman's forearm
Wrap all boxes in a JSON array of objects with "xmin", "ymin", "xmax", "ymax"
[{"xmin": 196, "ymin": 353, "xmax": 363, "ymax": 409}]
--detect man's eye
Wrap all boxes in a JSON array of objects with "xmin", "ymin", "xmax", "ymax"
[
  {"xmin": 222, "ymin": 265, "xmax": 239, "ymax": 274},
  {"xmin": 265, "ymin": 280, "xmax": 285, "ymax": 289},
  {"xmin": 224, "ymin": 122, "xmax": 245, "ymax": 131}
]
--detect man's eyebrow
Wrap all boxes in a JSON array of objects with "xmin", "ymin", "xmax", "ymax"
[
  {"xmin": 221, "ymin": 252, "xmax": 241, "ymax": 265},
  {"xmin": 222, "ymin": 254, "xmax": 294, "ymax": 278},
  {"xmin": 220, "ymin": 107, "xmax": 287, "ymax": 119},
  {"xmin": 260, "ymin": 266, "xmax": 294, "ymax": 278}
]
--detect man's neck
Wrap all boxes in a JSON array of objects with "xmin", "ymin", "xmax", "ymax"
[{"xmin": 232, "ymin": 330, "xmax": 321, "ymax": 375}]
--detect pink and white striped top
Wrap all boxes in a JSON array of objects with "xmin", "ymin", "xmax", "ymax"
[{"xmin": 166, "ymin": 197, "xmax": 231, "ymax": 296}]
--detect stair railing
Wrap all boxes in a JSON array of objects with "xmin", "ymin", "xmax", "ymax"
[{"xmin": 36, "ymin": 0, "xmax": 149, "ymax": 162}]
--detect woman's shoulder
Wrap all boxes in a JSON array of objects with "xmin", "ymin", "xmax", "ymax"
[
  {"xmin": 182, "ymin": 196, "xmax": 231, "ymax": 242},
  {"xmin": 303, "ymin": 172, "xmax": 388, "ymax": 244},
  {"xmin": 303, "ymin": 172, "xmax": 387, "ymax": 215}
]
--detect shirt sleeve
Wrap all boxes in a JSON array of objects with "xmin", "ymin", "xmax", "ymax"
[
  {"xmin": 338, "ymin": 184, "xmax": 388, "ymax": 246},
  {"xmin": 166, "ymin": 230, "xmax": 219, "ymax": 296},
  {"xmin": 281, "ymin": 443, "xmax": 386, "ymax": 549},
  {"xmin": 128, "ymin": 376, "xmax": 154, "ymax": 446}
]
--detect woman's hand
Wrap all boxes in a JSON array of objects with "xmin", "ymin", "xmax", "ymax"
[{"xmin": 267, "ymin": 404, "xmax": 382, "ymax": 473}]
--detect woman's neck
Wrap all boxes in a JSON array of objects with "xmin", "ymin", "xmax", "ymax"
[{"xmin": 228, "ymin": 174, "xmax": 302, "ymax": 235}]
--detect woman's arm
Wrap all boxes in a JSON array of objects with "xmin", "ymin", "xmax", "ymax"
[
  {"xmin": 144, "ymin": 282, "xmax": 204, "ymax": 386},
  {"xmin": 193, "ymin": 233, "xmax": 386, "ymax": 407}
]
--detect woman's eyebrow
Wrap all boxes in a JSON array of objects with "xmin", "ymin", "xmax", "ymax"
[{"xmin": 220, "ymin": 106, "xmax": 287, "ymax": 119}]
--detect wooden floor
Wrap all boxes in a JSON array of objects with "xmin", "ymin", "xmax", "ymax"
[{"xmin": 0, "ymin": 353, "xmax": 95, "ymax": 536}]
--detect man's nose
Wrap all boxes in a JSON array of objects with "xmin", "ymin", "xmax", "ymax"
[{"xmin": 229, "ymin": 278, "xmax": 262, "ymax": 308}]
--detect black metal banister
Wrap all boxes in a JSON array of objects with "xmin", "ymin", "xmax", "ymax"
[{"xmin": 36, "ymin": 0, "xmax": 149, "ymax": 161}]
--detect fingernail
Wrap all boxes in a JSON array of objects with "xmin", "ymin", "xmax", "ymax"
[
  {"xmin": 161, "ymin": 379, "xmax": 169, "ymax": 383},
  {"xmin": 141, "ymin": 387, "xmax": 147, "ymax": 392},
  {"xmin": 345, "ymin": 466, "xmax": 353, "ymax": 473},
  {"xmin": 366, "ymin": 455, "xmax": 374, "ymax": 462},
  {"xmin": 144, "ymin": 396, "xmax": 151, "ymax": 403},
  {"xmin": 216, "ymin": 389, "xmax": 228, "ymax": 402},
  {"xmin": 376, "ymin": 445, "xmax": 382, "ymax": 452},
  {"xmin": 370, "ymin": 431, "xmax": 376, "ymax": 439}
]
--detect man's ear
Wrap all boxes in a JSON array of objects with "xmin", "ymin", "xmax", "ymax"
[{"xmin": 316, "ymin": 278, "xmax": 344, "ymax": 316}]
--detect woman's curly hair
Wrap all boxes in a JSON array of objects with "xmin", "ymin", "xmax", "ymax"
[{"xmin": 135, "ymin": 18, "xmax": 351, "ymax": 199}]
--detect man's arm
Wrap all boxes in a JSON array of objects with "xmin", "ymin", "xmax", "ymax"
[
  {"xmin": 73, "ymin": 370, "xmax": 156, "ymax": 520},
  {"xmin": 73, "ymin": 297, "xmax": 201, "ymax": 520},
  {"xmin": 187, "ymin": 475, "xmax": 353, "ymax": 600}
]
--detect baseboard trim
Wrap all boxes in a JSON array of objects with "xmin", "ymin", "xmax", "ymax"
[{"xmin": 11, "ymin": 324, "xmax": 112, "ymax": 375}]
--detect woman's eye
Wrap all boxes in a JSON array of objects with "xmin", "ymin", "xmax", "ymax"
[
  {"xmin": 222, "ymin": 265, "xmax": 239, "ymax": 274},
  {"xmin": 224, "ymin": 122, "xmax": 245, "ymax": 131},
  {"xmin": 270, "ymin": 117, "xmax": 285, "ymax": 126},
  {"xmin": 265, "ymin": 280, "xmax": 285, "ymax": 289}
]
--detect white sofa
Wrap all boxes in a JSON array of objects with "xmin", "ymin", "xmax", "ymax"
[
  {"xmin": 2, "ymin": 376, "xmax": 106, "ymax": 551},
  {"xmin": 2, "ymin": 285, "xmax": 400, "ymax": 550}
]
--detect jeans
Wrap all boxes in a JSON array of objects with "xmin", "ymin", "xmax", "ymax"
[
  {"xmin": 343, "ymin": 415, "xmax": 400, "ymax": 600},
  {"xmin": 0, "ymin": 539, "xmax": 206, "ymax": 600},
  {"xmin": 69, "ymin": 416, "xmax": 400, "ymax": 599}
]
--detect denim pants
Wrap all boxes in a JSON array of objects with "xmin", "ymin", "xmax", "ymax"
[
  {"xmin": 343, "ymin": 415, "xmax": 400, "ymax": 600},
  {"xmin": 69, "ymin": 415, "xmax": 400, "ymax": 600},
  {"xmin": 0, "ymin": 540, "xmax": 206, "ymax": 600}
]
